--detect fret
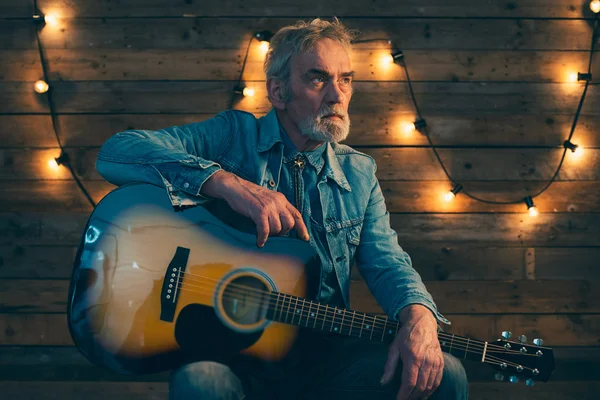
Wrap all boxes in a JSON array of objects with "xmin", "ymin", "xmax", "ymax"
[
  {"xmin": 381, "ymin": 319, "xmax": 387, "ymax": 342},
  {"xmin": 329, "ymin": 307, "xmax": 337, "ymax": 332},
  {"xmin": 349, "ymin": 311, "xmax": 356, "ymax": 337},
  {"xmin": 290, "ymin": 296, "xmax": 299, "ymax": 325},
  {"xmin": 449, "ymin": 334, "xmax": 454, "ymax": 354},
  {"xmin": 323, "ymin": 304, "xmax": 329, "ymax": 331},
  {"xmin": 284, "ymin": 294, "xmax": 292, "ymax": 324},
  {"xmin": 360, "ymin": 313, "xmax": 366, "ymax": 338},
  {"xmin": 464, "ymin": 338, "xmax": 470, "ymax": 359},
  {"xmin": 272, "ymin": 293, "xmax": 281, "ymax": 322},
  {"xmin": 313, "ymin": 302, "xmax": 319, "ymax": 329},
  {"xmin": 306, "ymin": 301, "xmax": 312, "ymax": 327},
  {"xmin": 338, "ymin": 308, "xmax": 345, "ymax": 335},
  {"xmin": 370, "ymin": 315, "xmax": 376, "ymax": 340}
]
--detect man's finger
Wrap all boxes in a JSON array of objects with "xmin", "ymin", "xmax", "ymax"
[
  {"xmin": 279, "ymin": 210, "xmax": 295, "ymax": 235},
  {"xmin": 423, "ymin": 357, "xmax": 444, "ymax": 399},
  {"xmin": 396, "ymin": 363, "xmax": 418, "ymax": 400},
  {"xmin": 406, "ymin": 362, "xmax": 431, "ymax": 400},
  {"xmin": 268, "ymin": 213, "xmax": 282, "ymax": 236},
  {"xmin": 256, "ymin": 214, "xmax": 269, "ymax": 247},
  {"xmin": 288, "ymin": 205, "xmax": 310, "ymax": 241},
  {"xmin": 381, "ymin": 345, "xmax": 401, "ymax": 385}
]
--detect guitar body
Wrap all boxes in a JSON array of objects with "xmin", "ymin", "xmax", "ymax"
[{"xmin": 67, "ymin": 183, "xmax": 320, "ymax": 375}]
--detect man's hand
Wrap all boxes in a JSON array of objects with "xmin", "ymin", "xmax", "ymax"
[
  {"xmin": 201, "ymin": 170, "xmax": 310, "ymax": 247},
  {"xmin": 380, "ymin": 304, "xmax": 444, "ymax": 400}
]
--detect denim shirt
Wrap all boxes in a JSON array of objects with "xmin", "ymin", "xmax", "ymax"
[{"xmin": 96, "ymin": 108, "xmax": 451, "ymax": 326}]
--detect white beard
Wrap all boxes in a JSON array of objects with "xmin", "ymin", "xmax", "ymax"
[{"xmin": 297, "ymin": 114, "xmax": 351, "ymax": 143}]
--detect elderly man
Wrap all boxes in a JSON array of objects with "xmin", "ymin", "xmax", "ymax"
[{"xmin": 96, "ymin": 17, "xmax": 468, "ymax": 400}]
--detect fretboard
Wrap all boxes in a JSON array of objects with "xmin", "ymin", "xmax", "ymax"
[{"xmin": 266, "ymin": 292, "xmax": 488, "ymax": 363}]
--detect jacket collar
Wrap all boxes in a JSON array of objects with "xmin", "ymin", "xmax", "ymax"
[{"xmin": 257, "ymin": 108, "xmax": 351, "ymax": 192}]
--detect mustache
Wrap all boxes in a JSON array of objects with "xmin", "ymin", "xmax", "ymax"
[{"xmin": 317, "ymin": 109, "xmax": 348, "ymax": 118}]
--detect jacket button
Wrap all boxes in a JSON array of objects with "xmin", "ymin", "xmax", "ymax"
[
  {"xmin": 268, "ymin": 179, "xmax": 276, "ymax": 187},
  {"xmin": 183, "ymin": 182, "xmax": 189, "ymax": 188}
]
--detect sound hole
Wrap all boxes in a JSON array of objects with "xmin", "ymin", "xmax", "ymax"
[{"xmin": 221, "ymin": 276, "xmax": 270, "ymax": 325}]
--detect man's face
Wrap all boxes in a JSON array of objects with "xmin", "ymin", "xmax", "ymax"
[{"xmin": 284, "ymin": 38, "xmax": 354, "ymax": 143}]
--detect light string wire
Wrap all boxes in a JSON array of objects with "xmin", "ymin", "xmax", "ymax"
[
  {"xmin": 32, "ymin": 0, "xmax": 96, "ymax": 208},
  {"xmin": 391, "ymin": 13, "xmax": 599, "ymax": 205}
]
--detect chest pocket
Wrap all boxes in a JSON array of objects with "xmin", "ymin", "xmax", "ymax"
[{"xmin": 325, "ymin": 218, "xmax": 363, "ymax": 267}]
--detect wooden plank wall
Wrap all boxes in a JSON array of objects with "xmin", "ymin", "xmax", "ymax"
[{"xmin": 1, "ymin": 0, "xmax": 599, "ymax": 398}]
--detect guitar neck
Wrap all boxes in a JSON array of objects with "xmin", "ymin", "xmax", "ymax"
[{"xmin": 266, "ymin": 292, "xmax": 488, "ymax": 364}]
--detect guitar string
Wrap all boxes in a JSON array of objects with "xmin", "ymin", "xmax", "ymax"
[
  {"xmin": 172, "ymin": 270, "xmax": 538, "ymax": 357},
  {"xmin": 167, "ymin": 274, "xmax": 540, "ymax": 360},
  {"xmin": 169, "ymin": 283, "xmax": 537, "ymax": 372}
]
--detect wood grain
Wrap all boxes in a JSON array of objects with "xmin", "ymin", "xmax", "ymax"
[
  {"xmin": 1, "ymin": 147, "xmax": 598, "ymax": 182},
  {"xmin": 21, "ymin": 18, "xmax": 600, "ymax": 51},
  {"xmin": 0, "ymin": 312, "xmax": 599, "ymax": 346},
  {"xmin": 2, "ymin": 113, "xmax": 600, "ymax": 148},
  {"xmin": 2, "ymin": 81, "xmax": 599, "ymax": 115},
  {"xmin": 3, "ymin": 243, "xmax": 600, "ymax": 281},
  {"xmin": 0, "ymin": 0, "xmax": 585, "ymax": 18},
  {"xmin": 1, "ymin": 279, "xmax": 598, "ymax": 314},
  {"xmin": 4, "ymin": 49, "xmax": 600, "ymax": 83},
  {"xmin": 2, "ymin": 212, "xmax": 600, "ymax": 246},
  {"xmin": 1, "ymin": 345, "xmax": 596, "ymax": 382}
]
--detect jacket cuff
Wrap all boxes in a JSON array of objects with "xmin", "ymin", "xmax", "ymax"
[{"xmin": 392, "ymin": 294, "xmax": 451, "ymax": 327}]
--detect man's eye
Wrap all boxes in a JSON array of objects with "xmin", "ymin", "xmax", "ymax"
[{"xmin": 312, "ymin": 77, "xmax": 325, "ymax": 84}]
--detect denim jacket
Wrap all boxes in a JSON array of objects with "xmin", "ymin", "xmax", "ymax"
[{"xmin": 96, "ymin": 108, "xmax": 450, "ymax": 326}]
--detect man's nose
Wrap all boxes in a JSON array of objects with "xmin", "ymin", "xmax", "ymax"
[{"xmin": 325, "ymin": 80, "xmax": 345, "ymax": 104}]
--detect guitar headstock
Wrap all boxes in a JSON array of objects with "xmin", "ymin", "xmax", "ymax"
[{"xmin": 490, "ymin": 331, "xmax": 555, "ymax": 386}]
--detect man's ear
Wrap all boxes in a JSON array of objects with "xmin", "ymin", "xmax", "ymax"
[{"xmin": 267, "ymin": 78, "xmax": 286, "ymax": 110}]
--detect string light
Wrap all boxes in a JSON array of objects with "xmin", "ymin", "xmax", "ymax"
[
  {"xmin": 444, "ymin": 184, "xmax": 463, "ymax": 202},
  {"xmin": 32, "ymin": 1, "xmax": 96, "ymax": 207},
  {"xmin": 34, "ymin": 80, "xmax": 49, "ymax": 93},
  {"xmin": 524, "ymin": 196, "xmax": 539, "ymax": 217},
  {"xmin": 564, "ymin": 140, "xmax": 584, "ymax": 157},
  {"xmin": 400, "ymin": 121, "xmax": 416, "ymax": 135},
  {"xmin": 48, "ymin": 152, "xmax": 70, "ymax": 170},
  {"xmin": 234, "ymin": 86, "xmax": 255, "ymax": 97},
  {"xmin": 577, "ymin": 72, "xmax": 592, "ymax": 81},
  {"xmin": 254, "ymin": 30, "xmax": 273, "ymax": 55},
  {"xmin": 591, "ymin": 0, "xmax": 600, "ymax": 13},
  {"xmin": 568, "ymin": 72, "xmax": 579, "ymax": 82}
]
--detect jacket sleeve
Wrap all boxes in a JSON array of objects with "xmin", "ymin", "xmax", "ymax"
[
  {"xmin": 355, "ymin": 164, "xmax": 451, "ymax": 326},
  {"xmin": 96, "ymin": 110, "xmax": 236, "ymax": 208}
]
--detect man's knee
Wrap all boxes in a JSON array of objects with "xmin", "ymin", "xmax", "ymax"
[
  {"xmin": 431, "ymin": 353, "xmax": 469, "ymax": 400},
  {"xmin": 169, "ymin": 361, "xmax": 246, "ymax": 400}
]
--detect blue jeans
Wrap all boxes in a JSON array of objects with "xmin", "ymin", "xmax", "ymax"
[{"xmin": 169, "ymin": 331, "xmax": 469, "ymax": 400}]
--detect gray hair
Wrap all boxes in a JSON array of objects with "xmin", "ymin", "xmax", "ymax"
[{"xmin": 264, "ymin": 17, "xmax": 360, "ymax": 103}]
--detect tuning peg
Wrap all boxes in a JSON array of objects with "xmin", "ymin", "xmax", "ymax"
[
  {"xmin": 517, "ymin": 335, "xmax": 527, "ymax": 344},
  {"xmin": 526, "ymin": 378, "xmax": 536, "ymax": 387},
  {"xmin": 509, "ymin": 376, "xmax": 519, "ymax": 384},
  {"xmin": 501, "ymin": 331, "xmax": 512, "ymax": 339},
  {"xmin": 494, "ymin": 373, "xmax": 505, "ymax": 381},
  {"xmin": 533, "ymin": 338, "xmax": 544, "ymax": 346}
]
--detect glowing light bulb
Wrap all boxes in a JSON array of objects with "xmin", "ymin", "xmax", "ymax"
[
  {"xmin": 47, "ymin": 158, "xmax": 59, "ymax": 169},
  {"xmin": 591, "ymin": 0, "xmax": 600, "ymax": 13},
  {"xmin": 528, "ymin": 206, "xmax": 539, "ymax": 217},
  {"xmin": 400, "ymin": 121, "xmax": 416, "ymax": 135},
  {"xmin": 382, "ymin": 54, "xmax": 394, "ymax": 66},
  {"xmin": 44, "ymin": 13, "xmax": 58, "ymax": 25},
  {"xmin": 568, "ymin": 72, "xmax": 579, "ymax": 82},
  {"xmin": 444, "ymin": 191, "xmax": 456, "ymax": 202},
  {"xmin": 34, "ymin": 80, "xmax": 49, "ymax": 93},
  {"xmin": 524, "ymin": 196, "xmax": 538, "ymax": 217},
  {"xmin": 572, "ymin": 145, "xmax": 584, "ymax": 157},
  {"xmin": 260, "ymin": 41, "xmax": 270, "ymax": 54},
  {"xmin": 242, "ymin": 87, "xmax": 255, "ymax": 97}
]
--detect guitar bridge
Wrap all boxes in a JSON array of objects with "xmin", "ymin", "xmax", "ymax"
[{"xmin": 160, "ymin": 246, "xmax": 190, "ymax": 322}]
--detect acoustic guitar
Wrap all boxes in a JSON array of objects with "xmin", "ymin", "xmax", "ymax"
[{"xmin": 67, "ymin": 183, "xmax": 555, "ymax": 386}]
